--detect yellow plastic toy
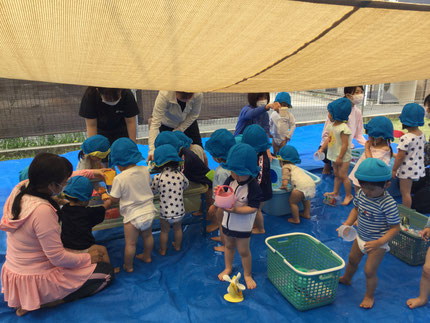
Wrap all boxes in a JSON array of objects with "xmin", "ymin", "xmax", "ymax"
[
  {"xmin": 103, "ymin": 169, "xmax": 116, "ymax": 186},
  {"xmin": 223, "ymin": 272, "xmax": 246, "ymax": 303}
]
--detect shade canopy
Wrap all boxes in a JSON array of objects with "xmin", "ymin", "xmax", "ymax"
[{"xmin": 0, "ymin": 0, "xmax": 429, "ymax": 92}]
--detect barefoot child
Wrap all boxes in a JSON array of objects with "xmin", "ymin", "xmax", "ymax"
[
  {"xmin": 277, "ymin": 145, "xmax": 315, "ymax": 224},
  {"xmin": 392, "ymin": 103, "xmax": 426, "ymax": 208},
  {"xmin": 270, "ymin": 92, "xmax": 296, "ymax": 155},
  {"xmin": 317, "ymin": 98, "xmax": 353, "ymax": 205},
  {"xmin": 108, "ymin": 138, "xmax": 156, "ymax": 272},
  {"xmin": 62, "ymin": 176, "xmax": 117, "ymax": 271},
  {"xmin": 407, "ymin": 216, "xmax": 430, "ymax": 309},
  {"xmin": 205, "ymin": 129, "xmax": 236, "ymax": 252},
  {"xmin": 151, "ymin": 144, "xmax": 189, "ymax": 255},
  {"xmin": 217, "ymin": 143, "xmax": 263, "ymax": 289},
  {"xmin": 338, "ymin": 158, "xmax": 400, "ymax": 309},
  {"xmin": 77, "ymin": 135, "xmax": 111, "ymax": 170},
  {"xmin": 349, "ymin": 116, "xmax": 394, "ymax": 194},
  {"xmin": 241, "ymin": 124, "xmax": 272, "ymax": 234}
]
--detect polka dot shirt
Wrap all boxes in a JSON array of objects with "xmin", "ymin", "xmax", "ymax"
[{"xmin": 397, "ymin": 133, "xmax": 426, "ymax": 180}]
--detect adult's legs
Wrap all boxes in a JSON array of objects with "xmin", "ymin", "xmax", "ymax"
[{"xmin": 184, "ymin": 120, "xmax": 202, "ymax": 147}]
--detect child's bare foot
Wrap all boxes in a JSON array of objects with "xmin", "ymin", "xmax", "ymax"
[
  {"xmin": 288, "ymin": 218, "xmax": 300, "ymax": 224},
  {"xmin": 360, "ymin": 295, "xmax": 374, "ymax": 309},
  {"xmin": 136, "ymin": 253, "xmax": 152, "ymax": 263},
  {"xmin": 244, "ymin": 275, "xmax": 257, "ymax": 289},
  {"xmin": 206, "ymin": 222, "xmax": 219, "ymax": 233},
  {"xmin": 299, "ymin": 212, "xmax": 311, "ymax": 219},
  {"xmin": 123, "ymin": 264, "xmax": 133, "ymax": 273},
  {"xmin": 114, "ymin": 267, "xmax": 121, "ymax": 274},
  {"xmin": 218, "ymin": 268, "xmax": 232, "ymax": 281},
  {"xmin": 322, "ymin": 164, "xmax": 332, "ymax": 175},
  {"xmin": 339, "ymin": 276, "xmax": 351, "ymax": 285},
  {"xmin": 193, "ymin": 211, "xmax": 203, "ymax": 217},
  {"xmin": 172, "ymin": 242, "xmax": 181, "ymax": 251},
  {"xmin": 407, "ymin": 297, "xmax": 429, "ymax": 309},
  {"xmin": 15, "ymin": 307, "xmax": 28, "ymax": 317},
  {"xmin": 252, "ymin": 228, "xmax": 265, "ymax": 234},
  {"xmin": 159, "ymin": 248, "xmax": 166, "ymax": 256},
  {"xmin": 341, "ymin": 195, "xmax": 354, "ymax": 206},
  {"xmin": 211, "ymin": 236, "xmax": 221, "ymax": 242},
  {"xmin": 214, "ymin": 245, "xmax": 225, "ymax": 252}
]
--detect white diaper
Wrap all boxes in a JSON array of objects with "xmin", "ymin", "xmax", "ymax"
[
  {"xmin": 161, "ymin": 216, "xmax": 184, "ymax": 225},
  {"xmin": 356, "ymin": 235, "xmax": 390, "ymax": 254},
  {"xmin": 129, "ymin": 217, "xmax": 153, "ymax": 231}
]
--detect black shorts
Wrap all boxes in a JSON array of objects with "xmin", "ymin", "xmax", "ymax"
[{"xmin": 222, "ymin": 226, "xmax": 252, "ymax": 238}]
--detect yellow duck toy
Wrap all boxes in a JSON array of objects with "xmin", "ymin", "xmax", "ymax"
[{"xmin": 223, "ymin": 272, "xmax": 246, "ymax": 303}]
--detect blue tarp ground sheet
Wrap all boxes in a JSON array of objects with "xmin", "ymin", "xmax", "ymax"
[{"xmin": 0, "ymin": 124, "xmax": 429, "ymax": 322}]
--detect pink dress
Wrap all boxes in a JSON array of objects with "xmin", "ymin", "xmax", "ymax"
[
  {"xmin": 1, "ymin": 172, "xmax": 97, "ymax": 311},
  {"xmin": 349, "ymin": 147, "xmax": 391, "ymax": 186}
]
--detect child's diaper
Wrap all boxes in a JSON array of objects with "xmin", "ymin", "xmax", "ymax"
[{"xmin": 356, "ymin": 236, "xmax": 390, "ymax": 254}]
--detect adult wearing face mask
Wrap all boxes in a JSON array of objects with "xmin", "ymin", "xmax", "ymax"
[
  {"xmin": 79, "ymin": 87, "xmax": 140, "ymax": 144},
  {"xmin": 319, "ymin": 86, "xmax": 367, "ymax": 175},
  {"xmin": 234, "ymin": 93, "xmax": 277, "ymax": 138},
  {"xmin": 147, "ymin": 91, "xmax": 203, "ymax": 161}
]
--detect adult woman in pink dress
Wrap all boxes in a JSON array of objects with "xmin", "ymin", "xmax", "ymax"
[{"xmin": 1, "ymin": 153, "xmax": 114, "ymax": 316}]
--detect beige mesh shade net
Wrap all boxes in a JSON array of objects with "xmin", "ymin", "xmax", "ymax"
[{"xmin": 0, "ymin": 0, "xmax": 429, "ymax": 92}]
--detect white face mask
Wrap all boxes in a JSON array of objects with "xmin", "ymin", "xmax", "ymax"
[
  {"xmin": 352, "ymin": 94, "xmax": 364, "ymax": 105},
  {"xmin": 102, "ymin": 98, "xmax": 121, "ymax": 106},
  {"xmin": 256, "ymin": 100, "xmax": 268, "ymax": 107}
]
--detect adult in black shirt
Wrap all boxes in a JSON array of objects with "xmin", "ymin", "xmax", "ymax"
[{"xmin": 79, "ymin": 87, "xmax": 140, "ymax": 144}]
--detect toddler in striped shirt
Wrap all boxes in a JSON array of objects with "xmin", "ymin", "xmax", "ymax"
[{"xmin": 338, "ymin": 158, "xmax": 400, "ymax": 309}]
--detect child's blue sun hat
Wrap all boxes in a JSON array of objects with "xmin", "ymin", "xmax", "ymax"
[
  {"xmin": 277, "ymin": 145, "xmax": 301, "ymax": 164},
  {"xmin": 241, "ymin": 124, "xmax": 271, "ymax": 153},
  {"xmin": 19, "ymin": 166, "xmax": 30, "ymax": 182},
  {"xmin": 173, "ymin": 131, "xmax": 193, "ymax": 150},
  {"xmin": 364, "ymin": 116, "xmax": 394, "ymax": 141},
  {"xmin": 234, "ymin": 134, "xmax": 243, "ymax": 144},
  {"xmin": 222, "ymin": 143, "xmax": 259, "ymax": 177},
  {"xmin": 81, "ymin": 135, "xmax": 110, "ymax": 159},
  {"xmin": 63, "ymin": 176, "xmax": 94, "ymax": 201},
  {"xmin": 155, "ymin": 131, "xmax": 181, "ymax": 153},
  {"xmin": 399, "ymin": 103, "xmax": 425, "ymax": 127},
  {"xmin": 275, "ymin": 92, "xmax": 292, "ymax": 107},
  {"xmin": 205, "ymin": 129, "xmax": 236, "ymax": 160},
  {"xmin": 152, "ymin": 144, "xmax": 183, "ymax": 167},
  {"xmin": 355, "ymin": 158, "xmax": 391, "ymax": 182},
  {"xmin": 109, "ymin": 138, "xmax": 144, "ymax": 167},
  {"xmin": 327, "ymin": 98, "xmax": 352, "ymax": 122}
]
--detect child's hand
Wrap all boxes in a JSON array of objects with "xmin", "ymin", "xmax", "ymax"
[
  {"xmin": 103, "ymin": 198, "xmax": 112, "ymax": 209},
  {"xmin": 88, "ymin": 249, "xmax": 103, "ymax": 264},
  {"xmin": 335, "ymin": 157, "xmax": 343, "ymax": 167},
  {"xmin": 92, "ymin": 169, "xmax": 107, "ymax": 181},
  {"xmin": 421, "ymin": 228, "xmax": 430, "ymax": 241},
  {"xmin": 363, "ymin": 239, "xmax": 382, "ymax": 253},
  {"xmin": 213, "ymin": 185, "xmax": 220, "ymax": 196},
  {"xmin": 392, "ymin": 170, "xmax": 397, "ymax": 179}
]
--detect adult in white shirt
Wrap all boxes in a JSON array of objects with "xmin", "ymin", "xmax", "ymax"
[
  {"xmin": 148, "ymin": 91, "xmax": 203, "ymax": 161},
  {"xmin": 319, "ymin": 86, "xmax": 366, "ymax": 174}
]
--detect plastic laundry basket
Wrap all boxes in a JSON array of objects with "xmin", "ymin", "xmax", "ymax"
[
  {"xmin": 389, "ymin": 205, "xmax": 430, "ymax": 266},
  {"xmin": 265, "ymin": 233, "xmax": 345, "ymax": 311}
]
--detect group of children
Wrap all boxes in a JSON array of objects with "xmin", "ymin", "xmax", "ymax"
[{"xmin": 23, "ymin": 91, "xmax": 430, "ymax": 309}]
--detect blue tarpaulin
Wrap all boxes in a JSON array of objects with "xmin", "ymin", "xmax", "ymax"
[{"xmin": 0, "ymin": 124, "xmax": 428, "ymax": 322}]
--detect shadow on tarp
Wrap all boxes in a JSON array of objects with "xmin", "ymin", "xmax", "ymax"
[{"xmin": 0, "ymin": 124, "xmax": 428, "ymax": 322}]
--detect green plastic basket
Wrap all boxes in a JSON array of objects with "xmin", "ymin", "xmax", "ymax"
[
  {"xmin": 265, "ymin": 233, "xmax": 345, "ymax": 311},
  {"xmin": 389, "ymin": 205, "xmax": 430, "ymax": 266}
]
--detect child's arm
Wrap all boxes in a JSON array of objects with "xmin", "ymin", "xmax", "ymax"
[
  {"xmin": 392, "ymin": 149, "xmax": 406, "ymax": 178},
  {"xmin": 364, "ymin": 138, "xmax": 373, "ymax": 158},
  {"xmin": 151, "ymin": 174, "xmax": 160, "ymax": 194},
  {"xmin": 335, "ymin": 132, "xmax": 350, "ymax": 165},
  {"xmin": 280, "ymin": 165, "xmax": 290, "ymax": 190},
  {"xmin": 318, "ymin": 137, "xmax": 330, "ymax": 153},
  {"xmin": 342, "ymin": 207, "xmax": 358, "ymax": 226},
  {"xmin": 364, "ymin": 224, "xmax": 400, "ymax": 253},
  {"xmin": 287, "ymin": 113, "xmax": 296, "ymax": 140}
]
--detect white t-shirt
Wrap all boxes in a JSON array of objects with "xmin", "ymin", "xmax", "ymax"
[
  {"xmin": 269, "ymin": 110, "xmax": 296, "ymax": 145},
  {"xmin": 109, "ymin": 166, "xmax": 156, "ymax": 223}
]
